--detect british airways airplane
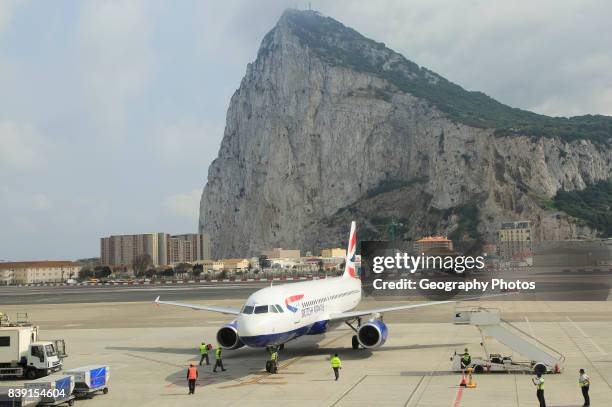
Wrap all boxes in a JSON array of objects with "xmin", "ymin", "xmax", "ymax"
[{"xmin": 155, "ymin": 221, "xmax": 490, "ymax": 366}]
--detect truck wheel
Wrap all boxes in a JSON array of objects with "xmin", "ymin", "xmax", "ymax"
[
  {"xmin": 352, "ymin": 335, "xmax": 359, "ymax": 350},
  {"xmin": 474, "ymin": 365, "xmax": 484, "ymax": 374},
  {"xmin": 68, "ymin": 400, "xmax": 74, "ymax": 406},
  {"xmin": 103, "ymin": 387, "xmax": 108, "ymax": 394},
  {"xmin": 25, "ymin": 368, "xmax": 37, "ymax": 380}
]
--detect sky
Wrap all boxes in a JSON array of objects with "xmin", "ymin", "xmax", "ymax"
[{"xmin": 1, "ymin": 0, "xmax": 611, "ymax": 261}]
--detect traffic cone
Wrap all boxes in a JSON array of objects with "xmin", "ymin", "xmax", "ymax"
[
  {"xmin": 459, "ymin": 370, "xmax": 467, "ymax": 387},
  {"xmin": 466, "ymin": 367, "xmax": 477, "ymax": 388}
]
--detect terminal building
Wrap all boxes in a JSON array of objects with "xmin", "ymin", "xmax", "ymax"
[
  {"xmin": 100, "ymin": 233, "xmax": 211, "ymax": 267},
  {"xmin": 0, "ymin": 261, "xmax": 80, "ymax": 284}
]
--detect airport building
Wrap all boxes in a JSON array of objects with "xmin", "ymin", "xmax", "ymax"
[
  {"xmin": 0, "ymin": 261, "xmax": 79, "ymax": 284},
  {"xmin": 498, "ymin": 221, "xmax": 533, "ymax": 260},
  {"xmin": 263, "ymin": 248, "xmax": 301, "ymax": 259},
  {"xmin": 414, "ymin": 236, "xmax": 454, "ymax": 253}
]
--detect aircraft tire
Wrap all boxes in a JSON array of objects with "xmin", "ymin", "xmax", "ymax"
[{"xmin": 352, "ymin": 335, "xmax": 359, "ymax": 350}]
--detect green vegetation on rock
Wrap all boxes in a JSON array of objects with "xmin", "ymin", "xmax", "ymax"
[
  {"xmin": 284, "ymin": 11, "xmax": 612, "ymax": 145},
  {"xmin": 554, "ymin": 179, "xmax": 612, "ymax": 237}
]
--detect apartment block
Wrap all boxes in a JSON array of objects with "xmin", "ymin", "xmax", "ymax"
[
  {"xmin": 100, "ymin": 233, "xmax": 167, "ymax": 267},
  {"xmin": 101, "ymin": 232, "xmax": 211, "ymax": 267},
  {"xmin": 498, "ymin": 221, "xmax": 533, "ymax": 260},
  {"xmin": 414, "ymin": 236, "xmax": 454, "ymax": 253},
  {"xmin": 0, "ymin": 261, "xmax": 79, "ymax": 284}
]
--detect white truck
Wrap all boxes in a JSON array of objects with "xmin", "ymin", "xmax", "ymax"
[{"xmin": 0, "ymin": 324, "xmax": 66, "ymax": 380}]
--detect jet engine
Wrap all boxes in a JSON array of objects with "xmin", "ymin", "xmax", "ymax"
[
  {"xmin": 216, "ymin": 322, "xmax": 245, "ymax": 350},
  {"xmin": 357, "ymin": 319, "xmax": 388, "ymax": 348}
]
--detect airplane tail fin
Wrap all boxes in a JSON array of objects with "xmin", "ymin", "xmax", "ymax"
[{"xmin": 342, "ymin": 221, "xmax": 358, "ymax": 278}]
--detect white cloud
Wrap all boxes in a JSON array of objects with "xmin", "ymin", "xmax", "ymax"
[
  {"xmin": 30, "ymin": 193, "xmax": 51, "ymax": 211},
  {"xmin": 0, "ymin": 0, "xmax": 22, "ymax": 34},
  {"xmin": 77, "ymin": 0, "xmax": 154, "ymax": 131},
  {"xmin": 163, "ymin": 188, "xmax": 201, "ymax": 219},
  {"xmin": 0, "ymin": 121, "xmax": 46, "ymax": 171},
  {"xmin": 154, "ymin": 118, "xmax": 223, "ymax": 163}
]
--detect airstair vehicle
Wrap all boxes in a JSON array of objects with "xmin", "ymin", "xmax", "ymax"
[{"xmin": 452, "ymin": 307, "xmax": 564, "ymax": 374}]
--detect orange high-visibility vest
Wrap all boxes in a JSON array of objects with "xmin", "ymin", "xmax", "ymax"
[{"xmin": 188, "ymin": 366, "xmax": 197, "ymax": 380}]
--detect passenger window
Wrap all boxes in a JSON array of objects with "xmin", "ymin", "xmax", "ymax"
[
  {"xmin": 254, "ymin": 305, "xmax": 268, "ymax": 314},
  {"xmin": 242, "ymin": 305, "xmax": 254, "ymax": 314}
]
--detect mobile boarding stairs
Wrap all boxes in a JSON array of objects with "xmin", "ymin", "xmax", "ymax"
[{"xmin": 452, "ymin": 307, "xmax": 564, "ymax": 374}]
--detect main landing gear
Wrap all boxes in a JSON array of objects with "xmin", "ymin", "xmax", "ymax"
[{"xmin": 345, "ymin": 317, "xmax": 362, "ymax": 350}]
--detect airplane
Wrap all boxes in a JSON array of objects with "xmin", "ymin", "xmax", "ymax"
[{"xmin": 155, "ymin": 221, "xmax": 499, "ymax": 369}]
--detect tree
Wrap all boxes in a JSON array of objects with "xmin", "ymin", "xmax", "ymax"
[
  {"xmin": 258, "ymin": 255, "xmax": 271, "ymax": 269},
  {"xmin": 78, "ymin": 267, "xmax": 93, "ymax": 281},
  {"xmin": 132, "ymin": 254, "xmax": 153, "ymax": 277},
  {"xmin": 161, "ymin": 268, "xmax": 175, "ymax": 277},
  {"xmin": 317, "ymin": 260, "xmax": 324, "ymax": 274},
  {"xmin": 174, "ymin": 262, "xmax": 193, "ymax": 276},
  {"xmin": 94, "ymin": 266, "xmax": 112, "ymax": 279},
  {"xmin": 192, "ymin": 264, "xmax": 203, "ymax": 278}
]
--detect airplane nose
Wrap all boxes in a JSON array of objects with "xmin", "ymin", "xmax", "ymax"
[{"xmin": 236, "ymin": 314, "xmax": 267, "ymax": 337}]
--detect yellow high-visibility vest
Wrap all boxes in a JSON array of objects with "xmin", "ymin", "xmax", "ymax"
[
  {"xmin": 199, "ymin": 344, "xmax": 207, "ymax": 354},
  {"xmin": 215, "ymin": 348, "xmax": 222, "ymax": 359},
  {"xmin": 331, "ymin": 356, "xmax": 341, "ymax": 368}
]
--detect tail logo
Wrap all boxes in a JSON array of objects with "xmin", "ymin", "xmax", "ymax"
[{"xmin": 285, "ymin": 294, "xmax": 304, "ymax": 313}]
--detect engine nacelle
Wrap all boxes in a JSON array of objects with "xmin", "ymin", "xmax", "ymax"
[
  {"xmin": 216, "ymin": 322, "xmax": 245, "ymax": 350},
  {"xmin": 357, "ymin": 319, "xmax": 388, "ymax": 348}
]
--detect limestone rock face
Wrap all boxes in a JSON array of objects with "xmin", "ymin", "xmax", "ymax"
[{"xmin": 200, "ymin": 10, "xmax": 612, "ymax": 258}]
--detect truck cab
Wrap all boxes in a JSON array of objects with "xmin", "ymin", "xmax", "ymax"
[
  {"xmin": 0, "ymin": 319, "xmax": 66, "ymax": 380},
  {"xmin": 24, "ymin": 341, "xmax": 64, "ymax": 379}
]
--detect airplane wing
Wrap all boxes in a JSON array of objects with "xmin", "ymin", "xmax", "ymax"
[
  {"xmin": 154, "ymin": 296, "xmax": 240, "ymax": 315},
  {"xmin": 327, "ymin": 293, "xmax": 508, "ymax": 321}
]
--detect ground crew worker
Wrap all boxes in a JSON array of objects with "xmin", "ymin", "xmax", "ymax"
[
  {"xmin": 460, "ymin": 348, "xmax": 471, "ymax": 369},
  {"xmin": 270, "ymin": 349, "xmax": 279, "ymax": 374},
  {"xmin": 213, "ymin": 345, "xmax": 226, "ymax": 372},
  {"xmin": 186, "ymin": 363, "xmax": 198, "ymax": 395},
  {"xmin": 532, "ymin": 373, "xmax": 546, "ymax": 407},
  {"xmin": 330, "ymin": 353, "xmax": 342, "ymax": 381},
  {"xmin": 199, "ymin": 342, "xmax": 209, "ymax": 366},
  {"xmin": 579, "ymin": 368, "xmax": 590, "ymax": 406}
]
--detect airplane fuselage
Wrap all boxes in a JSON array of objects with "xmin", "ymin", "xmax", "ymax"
[{"xmin": 236, "ymin": 276, "xmax": 362, "ymax": 347}]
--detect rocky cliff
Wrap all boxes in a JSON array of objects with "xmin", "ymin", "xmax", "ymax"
[{"xmin": 200, "ymin": 10, "xmax": 612, "ymax": 258}]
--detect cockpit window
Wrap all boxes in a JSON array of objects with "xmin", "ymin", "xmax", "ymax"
[
  {"xmin": 241, "ymin": 305, "xmax": 254, "ymax": 314},
  {"xmin": 254, "ymin": 305, "xmax": 268, "ymax": 314},
  {"xmin": 270, "ymin": 305, "xmax": 278, "ymax": 313},
  {"xmin": 275, "ymin": 305, "xmax": 284, "ymax": 313}
]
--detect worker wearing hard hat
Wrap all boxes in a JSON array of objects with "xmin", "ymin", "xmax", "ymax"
[{"xmin": 270, "ymin": 349, "xmax": 279, "ymax": 374}]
